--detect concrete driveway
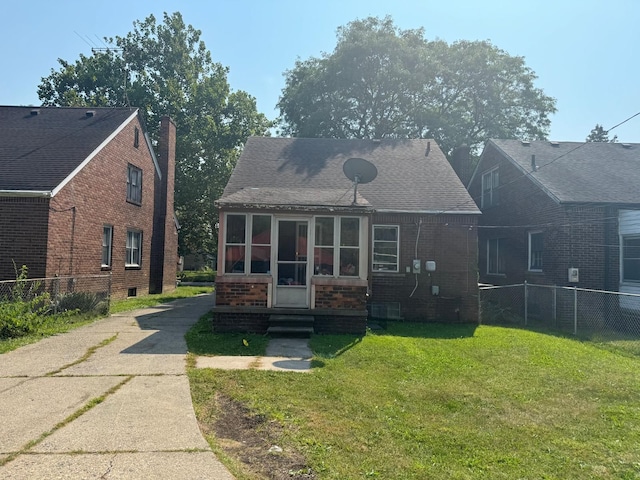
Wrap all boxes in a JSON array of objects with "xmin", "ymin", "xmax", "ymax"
[{"xmin": 0, "ymin": 293, "xmax": 234, "ymax": 479}]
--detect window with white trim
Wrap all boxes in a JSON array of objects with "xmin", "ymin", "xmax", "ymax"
[
  {"xmin": 373, "ymin": 225, "xmax": 399, "ymax": 272},
  {"xmin": 250, "ymin": 215, "xmax": 271, "ymax": 274},
  {"xmin": 127, "ymin": 164, "xmax": 142, "ymax": 204},
  {"xmin": 487, "ymin": 238, "xmax": 505, "ymax": 275},
  {"xmin": 339, "ymin": 217, "xmax": 359, "ymax": 277},
  {"xmin": 126, "ymin": 230, "xmax": 142, "ymax": 267},
  {"xmin": 224, "ymin": 214, "xmax": 247, "ymax": 273},
  {"xmin": 314, "ymin": 217, "xmax": 334, "ymax": 275},
  {"xmin": 622, "ymin": 236, "xmax": 640, "ymax": 282},
  {"xmin": 528, "ymin": 231, "xmax": 543, "ymax": 271},
  {"xmin": 102, "ymin": 225, "xmax": 113, "ymax": 268},
  {"xmin": 481, "ymin": 167, "xmax": 499, "ymax": 208}
]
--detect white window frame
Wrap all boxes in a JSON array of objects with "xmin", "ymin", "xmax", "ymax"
[
  {"xmin": 314, "ymin": 216, "xmax": 335, "ymax": 276},
  {"xmin": 127, "ymin": 164, "xmax": 142, "ymax": 204},
  {"xmin": 528, "ymin": 231, "xmax": 543, "ymax": 272},
  {"xmin": 224, "ymin": 213, "xmax": 248, "ymax": 274},
  {"xmin": 372, "ymin": 225, "xmax": 400, "ymax": 273},
  {"xmin": 339, "ymin": 217, "xmax": 360, "ymax": 277},
  {"xmin": 621, "ymin": 235, "xmax": 640, "ymax": 283},
  {"xmin": 102, "ymin": 225, "xmax": 113, "ymax": 268},
  {"xmin": 481, "ymin": 167, "xmax": 499, "ymax": 209},
  {"xmin": 486, "ymin": 237, "xmax": 505, "ymax": 275},
  {"xmin": 126, "ymin": 229, "xmax": 142, "ymax": 267},
  {"xmin": 250, "ymin": 214, "xmax": 272, "ymax": 274}
]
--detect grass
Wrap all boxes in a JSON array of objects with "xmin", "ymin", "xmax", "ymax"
[
  {"xmin": 0, "ymin": 286, "xmax": 213, "ymax": 354},
  {"xmin": 189, "ymin": 322, "xmax": 640, "ymax": 479}
]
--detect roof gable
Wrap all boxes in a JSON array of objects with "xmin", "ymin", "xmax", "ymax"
[
  {"xmin": 0, "ymin": 106, "xmax": 142, "ymax": 194},
  {"xmin": 483, "ymin": 139, "xmax": 640, "ymax": 204},
  {"xmin": 219, "ymin": 137, "xmax": 479, "ymax": 214}
]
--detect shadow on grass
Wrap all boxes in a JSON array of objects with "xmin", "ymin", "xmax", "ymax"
[
  {"xmin": 374, "ymin": 320, "xmax": 479, "ymax": 339},
  {"xmin": 185, "ymin": 313, "xmax": 269, "ymax": 356}
]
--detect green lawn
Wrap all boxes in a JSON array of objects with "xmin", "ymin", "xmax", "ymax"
[{"xmin": 189, "ymin": 323, "xmax": 640, "ymax": 479}]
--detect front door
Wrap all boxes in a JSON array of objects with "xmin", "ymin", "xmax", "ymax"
[{"xmin": 274, "ymin": 219, "xmax": 309, "ymax": 308}]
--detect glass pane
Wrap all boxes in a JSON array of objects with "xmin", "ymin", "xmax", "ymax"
[
  {"xmin": 314, "ymin": 247, "xmax": 334, "ymax": 275},
  {"xmin": 624, "ymin": 259, "xmax": 640, "ymax": 281},
  {"xmin": 277, "ymin": 263, "xmax": 307, "ymax": 286},
  {"xmin": 315, "ymin": 217, "xmax": 334, "ymax": 246},
  {"xmin": 226, "ymin": 215, "xmax": 246, "ymax": 244},
  {"xmin": 250, "ymin": 246, "xmax": 270, "ymax": 273},
  {"xmin": 373, "ymin": 245, "xmax": 397, "ymax": 264},
  {"xmin": 340, "ymin": 218, "xmax": 359, "ymax": 247},
  {"xmin": 374, "ymin": 226, "xmax": 397, "ymax": 242},
  {"xmin": 225, "ymin": 245, "xmax": 245, "ymax": 273},
  {"xmin": 340, "ymin": 248, "xmax": 359, "ymax": 276},
  {"xmin": 252, "ymin": 215, "xmax": 271, "ymax": 244},
  {"xmin": 623, "ymin": 238, "xmax": 640, "ymax": 259}
]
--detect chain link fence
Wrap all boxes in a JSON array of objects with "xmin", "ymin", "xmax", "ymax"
[
  {"xmin": 480, "ymin": 282, "xmax": 640, "ymax": 338},
  {"xmin": 0, "ymin": 274, "xmax": 112, "ymax": 315}
]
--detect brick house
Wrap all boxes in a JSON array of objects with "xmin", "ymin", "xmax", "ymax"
[
  {"xmin": 468, "ymin": 139, "xmax": 640, "ymax": 299},
  {"xmin": 0, "ymin": 106, "xmax": 177, "ymax": 298},
  {"xmin": 214, "ymin": 137, "xmax": 480, "ymax": 334}
]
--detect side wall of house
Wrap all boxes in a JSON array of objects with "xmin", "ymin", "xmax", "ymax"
[
  {"xmin": 46, "ymin": 117, "xmax": 156, "ymax": 298},
  {"xmin": 0, "ymin": 197, "xmax": 50, "ymax": 280},
  {"xmin": 469, "ymin": 144, "xmax": 614, "ymax": 290},
  {"xmin": 370, "ymin": 213, "xmax": 479, "ymax": 323}
]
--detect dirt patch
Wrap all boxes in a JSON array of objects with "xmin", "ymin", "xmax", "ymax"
[{"xmin": 210, "ymin": 393, "xmax": 315, "ymax": 479}]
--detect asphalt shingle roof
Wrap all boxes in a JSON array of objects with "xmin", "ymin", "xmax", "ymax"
[
  {"xmin": 489, "ymin": 139, "xmax": 640, "ymax": 204},
  {"xmin": 0, "ymin": 106, "xmax": 138, "ymax": 192},
  {"xmin": 219, "ymin": 137, "xmax": 479, "ymax": 214}
]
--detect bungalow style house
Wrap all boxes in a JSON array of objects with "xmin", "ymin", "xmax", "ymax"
[
  {"xmin": 213, "ymin": 137, "xmax": 481, "ymax": 334},
  {"xmin": 468, "ymin": 139, "xmax": 640, "ymax": 300},
  {"xmin": 0, "ymin": 106, "xmax": 178, "ymax": 298}
]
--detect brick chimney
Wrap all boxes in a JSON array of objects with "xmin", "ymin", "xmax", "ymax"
[
  {"xmin": 449, "ymin": 144, "xmax": 471, "ymax": 186},
  {"xmin": 150, "ymin": 116, "xmax": 177, "ymax": 293}
]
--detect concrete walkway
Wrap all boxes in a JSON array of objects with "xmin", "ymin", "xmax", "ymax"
[
  {"xmin": 195, "ymin": 337, "xmax": 313, "ymax": 372},
  {"xmin": 0, "ymin": 293, "xmax": 234, "ymax": 479}
]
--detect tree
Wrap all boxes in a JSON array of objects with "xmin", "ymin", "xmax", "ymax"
[
  {"xmin": 586, "ymin": 124, "xmax": 617, "ymax": 143},
  {"xmin": 278, "ymin": 16, "xmax": 556, "ymax": 157},
  {"xmin": 38, "ymin": 12, "xmax": 272, "ymax": 257}
]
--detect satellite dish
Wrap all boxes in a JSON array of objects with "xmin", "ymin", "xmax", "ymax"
[{"xmin": 343, "ymin": 157, "xmax": 378, "ymax": 205}]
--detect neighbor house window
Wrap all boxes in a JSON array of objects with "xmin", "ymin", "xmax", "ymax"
[
  {"xmin": 622, "ymin": 236, "xmax": 640, "ymax": 282},
  {"xmin": 134, "ymin": 127, "xmax": 140, "ymax": 148},
  {"xmin": 102, "ymin": 225, "xmax": 113, "ymax": 268},
  {"xmin": 250, "ymin": 215, "xmax": 271, "ymax": 274},
  {"xmin": 481, "ymin": 167, "xmax": 499, "ymax": 208},
  {"xmin": 528, "ymin": 231, "xmax": 543, "ymax": 271},
  {"xmin": 339, "ymin": 217, "xmax": 360, "ymax": 276},
  {"xmin": 126, "ymin": 230, "xmax": 142, "ymax": 267},
  {"xmin": 314, "ymin": 217, "xmax": 334, "ymax": 275},
  {"xmin": 487, "ymin": 238, "xmax": 506, "ymax": 275},
  {"xmin": 224, "ymin": 214, "xmax": 246, "ymax": 273},
  {"xmin": 127, "ymin": 164, "xmax": 142, "ymax": 204},
  {"xmin": 373, "ymin": 225, "xmax": 399, "ymax": 272}
]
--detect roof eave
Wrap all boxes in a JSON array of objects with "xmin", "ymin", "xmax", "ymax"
[{"xmin": 0, "ymin": 190, "xmax": 52, "ymax": 198}]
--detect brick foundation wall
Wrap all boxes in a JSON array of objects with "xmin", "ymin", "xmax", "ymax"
[
  {"xmin": 212, "ymin": 311, "xmax": 271, "ymax": 333},
  {"xmin": 313, "ymin": 314, "xmax": 367, "ymax": 334},
  {"xmin": 0, "ymin": 197, "xmax": 50, "ymax": 280},
  {"xmin": 216, "ymin": 281, "xmax": 269, "ymax": 307},
  {"xmin": 314, "ymin": 284, "xmax": 367, "ymax": 310}
]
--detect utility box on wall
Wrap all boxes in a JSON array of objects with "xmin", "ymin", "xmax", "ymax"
[{"xmin": 568, "ymin": 267, "xmax": 579, "ymax": 283}]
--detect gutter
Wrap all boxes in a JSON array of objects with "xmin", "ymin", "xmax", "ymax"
[{"xmin": 0, "ymin": 190, "xmax": 52, "ymax": 198}]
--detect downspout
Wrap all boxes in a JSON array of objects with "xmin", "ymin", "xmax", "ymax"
[
  {"xmin": 409, "ymin": 218, "xmax": 423, "ymax": 297},
  {"xmin": 69, "ymin": 206, "xmax": 76, "ymax": 275}
]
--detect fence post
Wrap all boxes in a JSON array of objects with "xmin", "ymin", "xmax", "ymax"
[
  {"xmin": 53, "ymin": 275, "xmax": 59, "ymax": 315},
  {"xmin": 524, "ymin": 281, "xmax": 528, "ymax": 326},
  {"xmin": 573, "ymin": 286, "xmax": 578, "ymax": 335},
  {"xmin": 107, "ymin": 272, "xmax": 112, "ymax": 313},
  {"xmin": 552, "ymin": 286, "xmax": 557, "ymax": 328}
]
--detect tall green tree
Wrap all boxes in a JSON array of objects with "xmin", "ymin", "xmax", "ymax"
[
  {"xmin": 278, "ymin": 16, "xmax": 556, "ymax": 157},
  {"xmin": 586, "ymin": 124, "xmax": 617, "ymax": 143},
  {"xmin": 38, "ymin": 12, "xmax": 272, "ymax": 257}
]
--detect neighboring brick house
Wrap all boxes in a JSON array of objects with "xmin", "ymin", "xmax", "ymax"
[
  {"xmin": 468, "ymin": 139, "xmax": 640, "ymax": 298},
  {"xmin": 0, "ymin": 106, "xmax": 177, "ymax": 298},
  {"xmin": 214, "ymin": 137, "xmax": 480, "ymax": 334}
]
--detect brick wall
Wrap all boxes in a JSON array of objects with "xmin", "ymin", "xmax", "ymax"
[
  {"xmin": 470, "ymin": 144, "xmax": 617, "ymax": 291},
  {"xmin": 370, "ymin": 213, "xmax": 479, "ymax": 323},
  {"xmin": 150, "ymin": 116, "xmax": 178, "ymax": 293},
  {"xmin": 216, "ymin": 281, "xmax": 269, "ymax": 307},
  {"xmin": 212, "ymin": 311, "xmax": 270, "ymax": 333},
  {"xmin": 314, "ymin": 284, "xmax": 367, "ymax": 309},
  {"xmin": 0, "ymin": 197, "xmax": 50, "ymax": 279},
  {"xmin": 46, "ymin": 116, "xmax": 156, "ymax": 298}
]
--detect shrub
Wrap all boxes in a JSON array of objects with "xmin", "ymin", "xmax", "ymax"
[{"xmin": 56, "ymin": 291, "xmax": 108, "ymax": 315}]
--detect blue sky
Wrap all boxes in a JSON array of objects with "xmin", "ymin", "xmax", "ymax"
[{"xmin": 2, "ymin": 0, "xmax": 639, "ymax": 142}]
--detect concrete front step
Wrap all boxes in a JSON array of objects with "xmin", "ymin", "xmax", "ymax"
[{"xmin": 268, "ymin": 315, "xmax": 315, "ymax": 337}]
